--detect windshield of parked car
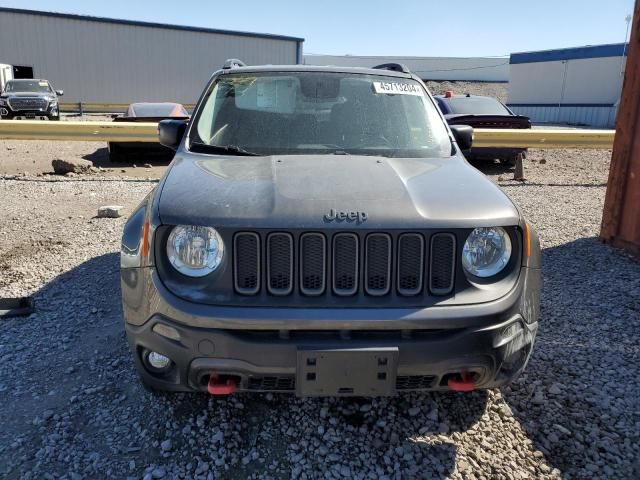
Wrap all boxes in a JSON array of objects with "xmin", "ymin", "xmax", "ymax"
[
  {"xmin": 191, "ymin": 72, "xmax": 452, "ymax": 158},
  {"xmin": 130, "ymin": 103, "xmax": 188, "ymax": 117},
  {"xmin": 443, "ymin": 96, "xmax": 511, "ymax": 115},
  {"xmin": 3, "ymin": 80, "xmax": 53, "ymax": 94}
]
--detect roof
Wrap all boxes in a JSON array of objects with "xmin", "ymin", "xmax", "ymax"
[
  {"xmin": 219, "ymin": 64, "xmax": 414, "ymax": 78},
  {"xmin": 0, "ymin": 7, "xmax": 304, "ymax": 43},
  {"xmin": 510, "ymin": 43, "xmax": 628, "ymax": 64}
]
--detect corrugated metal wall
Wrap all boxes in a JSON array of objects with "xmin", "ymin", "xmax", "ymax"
[
  {"xmin": 0, "ymin": 10, "xmax": 300, "ymax": 105},
  {"xmin": 304, "ymin": 55, "xmax": 509, "ymax": 82},
  {"xmin": 507, "ymin": 56, "xmax": 625, "ymax": 127}
]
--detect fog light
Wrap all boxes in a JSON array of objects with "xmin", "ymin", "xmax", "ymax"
[{"xmin": 147, "ymin": 351, "xmax": 171, "ymax": 369}]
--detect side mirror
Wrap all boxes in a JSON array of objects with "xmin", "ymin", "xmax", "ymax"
[
  {"xmin": 158, "ymin": 119, "xmax": 187, "ymax": 150},
  {"xmin": 55, "ymin": 90, "xmax": 64, "ymax": 96},
  {"xmin": 450, "ymin": 125, "xmax": 473, "ymax": 150}
]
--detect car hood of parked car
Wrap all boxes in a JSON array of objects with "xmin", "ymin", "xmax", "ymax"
[{"xmin": 157, "ymin": 153, "xmax": 520, "ymax": 229}]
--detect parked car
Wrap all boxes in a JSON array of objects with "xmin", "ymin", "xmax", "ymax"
[
  {"xmin": 108, "ymin": 102, "xmax": 189, "ymax": 162},
  {"xmin": 434, "ymin": 92, "xmax": 531, "ymax": 165},
  {"xmin": 0, "ymin": 78, "xmax": 63, "ymax": 120},
  {"xmin": 121, "ymin": 60, "xmax": 541, "ymax": 397}
]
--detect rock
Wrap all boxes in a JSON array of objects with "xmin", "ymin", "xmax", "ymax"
[
  {"xmin": 52, "ymin": 158, "xmax": 93, "ymax": 175},
  {"xmin": 97, "ymin": 205, "xmax": 123, "ymax": 218},
  {"xmin": 151, "ymin": 467, "xmax": 166, "ymax": 478},
  {"xmin": 539, "ymin": 158, "xmax": 547, "ymax": 164},
  {"xmin": 407, "ymin": 407, "xmax": 420, "ymax": 417},
  {"xmin": 160, "ymin": 439, "xmax": 172, "ymax": 452},
  {"xmin": 548, "ymin": 383, "xmax": 562, "ymax": 395},
  {"xmin": 144, "ymin": 163, "xmax": 153, "ymax": 168}
]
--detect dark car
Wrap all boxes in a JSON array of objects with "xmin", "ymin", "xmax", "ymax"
[
  {"xmin": 108, "ymin": 102, "xmax": 189, "ymax": 162},
  {"xmin": 434, "ymin": 92, "xmax": 531, "ymax": 165},
  {"xmin": 0, "ymin": 79, "xmax": 63, "ymax": 120},
  {"xmin": 120, "ymin": 60, "xmax": 541, "ymax": 397}
]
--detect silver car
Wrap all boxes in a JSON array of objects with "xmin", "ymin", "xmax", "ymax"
[{"xmin": 121, "ymin": 61, "xmax": 541, "ymax": 397}]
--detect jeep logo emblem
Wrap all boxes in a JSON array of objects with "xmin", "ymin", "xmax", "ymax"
[{"xmin": 324, "ymin": 208, "xmax": 368, "ymax": 224}]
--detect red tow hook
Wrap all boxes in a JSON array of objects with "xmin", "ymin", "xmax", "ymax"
[
  {"xmin": 447, "ymin": 372, "xmax": 476, "ymax": 392},
  {"xmin": 207, "ymin": 374, "xmax": 238, "ymax": 395}
]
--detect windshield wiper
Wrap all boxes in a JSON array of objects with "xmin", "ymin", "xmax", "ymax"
[{"xmin": 190, "ymin": 142, "xmax": 260, "ymax": 156}]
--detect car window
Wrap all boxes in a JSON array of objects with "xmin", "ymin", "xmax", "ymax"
[
  {"xmin": 4, "ymin": 80, "xmax": 53, "ymax": 94},
  {"xmin": 444, "ymin": 96, "xmax": 510, "ymax": 115},
  {"xmin": 192, "ymin": 72, "xmax": 452, "ymax": 158}
]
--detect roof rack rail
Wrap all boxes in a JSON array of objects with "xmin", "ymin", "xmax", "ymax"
[
  {"xmin": 223, "ymin": 58, "xmax": 246, "ymax": 69},
  {"xmin": 372, "ymin": 63, "xmax": 411, "ymax": 74}
]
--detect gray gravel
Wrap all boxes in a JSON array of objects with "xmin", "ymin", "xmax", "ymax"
[{"xmin": 0, "ymin": 147, "xmax": 639, "ymax": 479}]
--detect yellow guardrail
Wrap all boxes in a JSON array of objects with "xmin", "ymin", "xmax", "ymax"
[
  {"xmin": 473, "ymin": 128, "xmax": 615, "ymax": 149},
  {"xmin": 0, "ymin": 120, "xmax": 159, "ymax": 142},
  {"xmin": 0, "ymin": 120, "xmax": 616, "ymax": 148}
]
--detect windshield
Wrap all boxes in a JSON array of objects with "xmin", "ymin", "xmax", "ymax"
[
  {"xmin": 4, "ymin": 80, "xmax": 53, "ymax": 94},
  {"xmin": 191, "ymin": 72, "xmax": 452, "ymax": 158},
  {"xmin": 444, "ymin": 96, "xmax": 510, "ymax": 116}
]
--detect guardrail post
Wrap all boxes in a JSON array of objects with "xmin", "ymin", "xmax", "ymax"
[
  {"xmin": 513, "ymin": 152, "xmax": 525, "ymax": 181},
  {"xmin": 79, "ymin": 102, "xmax": 84, "ymax": 117}
]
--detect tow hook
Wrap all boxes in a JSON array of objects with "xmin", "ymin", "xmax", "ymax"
[
  {"xmin": 447, "ymin": 372, "xmax": 476, "ymax": 392},
  {"xmin": 207, "ymin": 374, "xmax": 238, "ymax": 395}
]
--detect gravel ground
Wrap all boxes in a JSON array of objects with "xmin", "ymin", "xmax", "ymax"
[{"xmin": 0, "ymin": 146, "xmax": 638, "ymax": 480}]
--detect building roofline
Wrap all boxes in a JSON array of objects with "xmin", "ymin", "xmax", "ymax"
[
  {"xmin": 0, "ymin": 7, "xmax": 305, "ymax": 43},
  {"xmin": 510, "ymin": 43, "xmax": 628, "ymax": 64}
]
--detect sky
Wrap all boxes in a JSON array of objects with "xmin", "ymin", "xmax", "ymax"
[{"xmin": 0, "ymin": 0, "xmax": 634, "ymax": 57}]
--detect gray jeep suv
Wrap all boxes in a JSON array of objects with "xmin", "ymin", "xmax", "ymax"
[{"xmin": 121, "ymin": 60, "xmax": 541, "ymax": 397}]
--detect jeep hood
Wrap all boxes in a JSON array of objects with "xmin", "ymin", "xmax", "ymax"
[{"xmin": 157, "ymin": 154, "xmax": 520, "ymax": 229}]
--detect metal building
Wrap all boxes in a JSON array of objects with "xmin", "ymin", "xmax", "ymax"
[
  {"xmin": 0, "ymin": 8, "xmax": 303, "ymax": 106},
  {"xmin": 507, "ymin": 44, "xmax": 628, "ymax": 128},
  {"xmin": 304, "ymin": 54, "xmax": 509, "ymax": 82}
]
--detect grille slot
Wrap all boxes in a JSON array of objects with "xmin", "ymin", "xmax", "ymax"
[
  {"xmin": 365, "ymin": 233, "xmax": 391, "ymax": 296},
  {"xmin": 299, "ymin": 233, "xmax": 326, "ymax": 296},
  {"xmin": 397, "ymin": 233, "xmax": 425, "ymax": 296},
  {"xmin": 429, "ymin": 233, "xmax": 456, "ymax": 295},
  {"xmin": 332, "ymin": 233, "xmax": 359, "ymax": 296},
  {"xmin": 396, "ymin": 375, "xmax": 436, "ymax": 390},
  {"xmin": 267, "ymin": 233, "xmax": 294, "ymax": 295},
  {"xmin": 233, "ymin": 232, "xmax": 260, "ymax": 295}
]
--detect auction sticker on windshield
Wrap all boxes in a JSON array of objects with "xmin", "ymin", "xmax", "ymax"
[{"xmin": 373, "ymin": 81, "xmax": 423, "ymax": 96}]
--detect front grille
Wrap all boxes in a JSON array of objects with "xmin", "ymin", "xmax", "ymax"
[
  {"xmin": 246, "ymin": 375, "xmax": 437, "ymax": 391},
  {"xmin": 233, "ymin": 231, "xmax": 457, "ymax": 300},
  {"xmin": 365, "ymin": 234, "xmax": 391, "ymax": 295},
  {"xmin": 430, "ymin": 233, "xmax": 456, "ymax": 295},
  {"xmin": 333, "ymin": 233, "xmax": 359, "ymax": 296},
  {"xmin": 397, "ymin": 233, "xmax": 424, "ymax": 296},
  {"xmin": 234, "ymin": 233, "xmax": 260, "ymax": 295},
  {"xmin": 300, "ymin": 233, "xmax": 326, "ymax": 295},
  {"xmin": 247, "ymin": 376, "xmax": 295, "ymax": 391},
  {"xmin": 8, "ymin": 97, "xmax": 48, "ymax": 111},
  {"xmin": 267, "ymin": 233, "xmax": 293, "ymax": 295},
  {"xmin": 396, "ymin": 375, "xmax": 436, "ymax": 390}
]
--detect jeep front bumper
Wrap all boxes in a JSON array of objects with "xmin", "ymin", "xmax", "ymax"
[{"xmin": 122, "ymin": 266, "xmax": 540, "ymax": 395}]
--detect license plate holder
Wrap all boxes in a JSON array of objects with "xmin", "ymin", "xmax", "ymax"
[{"xmin": 296, "ymin": 347, "xmax": 398, "ymax": 396}]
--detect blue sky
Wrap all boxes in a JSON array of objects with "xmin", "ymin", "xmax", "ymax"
[{"xmin": 0, "ymin": 0, "xmax": 634, "ymax": 57}]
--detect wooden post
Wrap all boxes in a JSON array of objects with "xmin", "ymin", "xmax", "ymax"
[
  {"xmin": 601, "ymin": 0, "xmax": 640, "ymax": 256},
  {"xmin": 513, "ymin": 152, "xmax": 525, "ymax": 181}
]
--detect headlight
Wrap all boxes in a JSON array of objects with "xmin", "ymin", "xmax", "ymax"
[
  {"xmin": 0, "ymin": 99, "xmax": 6, "ymax": 106},
  {"xmin": 462, "ymin": 227, "xmax": 512, "ymax": 278},
  {"xmin": 166, "ymin": 225, "xmax": 224, "ymax": 277}
]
